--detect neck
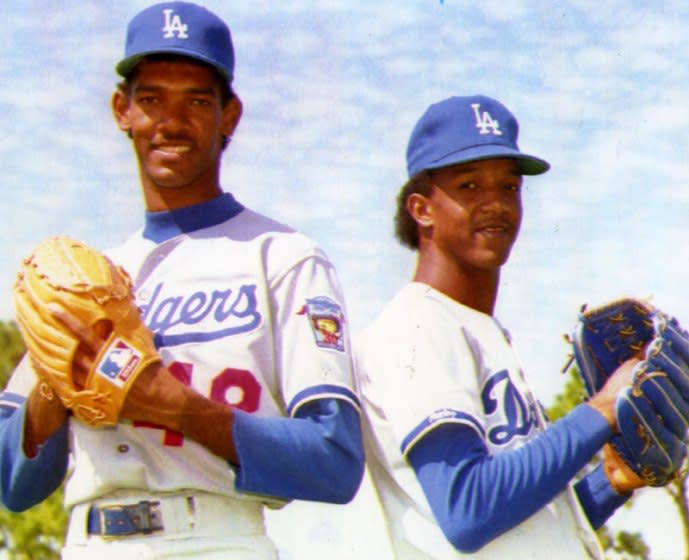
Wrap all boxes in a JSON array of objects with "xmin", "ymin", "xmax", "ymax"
[
  {"xmin": 143, "ymin": 182, "xmax": 224, "ymax": 212},
  {"xmin": 412, "ymin": 251, "xmax": 500, "ymax": 315}
]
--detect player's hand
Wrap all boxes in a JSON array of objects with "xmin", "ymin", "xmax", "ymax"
[
  {"xmin": 49, "ymin": 303, "xmax": 112, "ymax": 390},
  {"xmin": 587, "ymin": 357, "xmax": 640, "ymax": 431},
  {"xmin": 602, "ymin": 443, "xmax": 645, "ymax": 495},
  {"xmin": 50, "ymin": 306, "xmax": 177, "ymax": 426},
  {"xmin": 51, "ymin": 305, "xmax": 238, "ymax": 462},
  {"xmin": 24, "ymin": 381, "xmax": 69, "ymax": 458}
]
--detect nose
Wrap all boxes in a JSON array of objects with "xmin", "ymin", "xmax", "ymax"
[
  {"xmin": 157, "ymin": 99, "xmax": 189, "ymax": 136},
  {"xmin": 477, "ymin": 186, "xmax": 521, "ymax": 224},
  {"xmin": 483, "ymin": 186, "xmax": 518, "ymax": 209}
]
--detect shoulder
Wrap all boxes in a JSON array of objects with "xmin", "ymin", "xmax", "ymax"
[
  {"xmin": 357, "ymin": 284, "xmax": 500, "ymax": 368},
  {"xmin": 103, "ymin": 228, "xmax": 152, "ymax": 271},
  {"xmin": 229, "ymin": 207, "xmax": 332, "ymax": 270},
  {"xmin": 366, "ymin": 283, "xmax": 486, "ymax": 334}
]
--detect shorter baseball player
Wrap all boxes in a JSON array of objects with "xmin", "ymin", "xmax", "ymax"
[
  {"xmin": 0, "ymin": 3, "xmax": 363, "ymax": 559},
  {"xmin": 355, "ymin": 95, "xmax": 647, "ymax": 559}
]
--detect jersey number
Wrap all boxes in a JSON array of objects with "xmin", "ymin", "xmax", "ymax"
[{"xmin": 133, "ymin": 361, "xmax": 262, "ymax": 446}]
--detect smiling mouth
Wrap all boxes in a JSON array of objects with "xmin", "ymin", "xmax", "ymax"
[
  {"xmin": 475, "ymin": 222, "xmax": 513, "ymax": 236},
  {"xmin": 152, "ymin": 144, "xmax": 192, "ymax": 156}
]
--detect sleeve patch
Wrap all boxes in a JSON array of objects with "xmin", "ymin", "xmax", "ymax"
[{"xmin": 297, "ymin": 296, "xmax": 346, "ymax": 352}]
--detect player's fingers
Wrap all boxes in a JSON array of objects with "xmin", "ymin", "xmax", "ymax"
[
  {"xmin": 48, "ymin": 303, "xmax": 110, "ymax": 356},
  {"xmin": 72, "ymin": 352, "xmax": 90, "ymax": 390}
]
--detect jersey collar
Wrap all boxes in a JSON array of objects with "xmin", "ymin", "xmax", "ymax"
[{"xmin": 143, "ymin": 192, "xmax": 244, "ymax": 243}]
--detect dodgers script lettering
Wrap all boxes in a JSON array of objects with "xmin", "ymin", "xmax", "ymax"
[
  {"xmin": 481, "ymin": 370, "xmax": 538, "ymax": 445},
  {"xmin": 140, "ymin": 282, "xmax": 262, "ymax": 346}
]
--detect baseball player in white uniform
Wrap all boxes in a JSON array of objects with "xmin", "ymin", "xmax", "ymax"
[
  {"xmin": 0, "ymin": 3, "xmax": 363, "ymax": 558},
  {"xmin": 355, "ymin": 95, "xmax": 641, "ymax": 559}
]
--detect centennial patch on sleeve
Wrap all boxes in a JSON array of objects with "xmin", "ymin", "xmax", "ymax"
[{"xmin": 298, "ymin": 296, "xmax": 345, "ymax": 351}]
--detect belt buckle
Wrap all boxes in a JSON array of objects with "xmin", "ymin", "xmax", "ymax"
[{"xmin": 98, "ymin": 500, "xmax": 164, "ymax": 537}]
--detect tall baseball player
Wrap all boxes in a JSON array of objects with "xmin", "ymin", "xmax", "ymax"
[
  {"xmin": 355, "ymin": 95, "xmax": 649, "ymax": 559},
  {"xmin": 0, "ymin": 2, "xmax": 363, "ymax": 558}
]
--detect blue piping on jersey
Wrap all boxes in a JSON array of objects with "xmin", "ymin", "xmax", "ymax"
[
  {"xmin": 143, "ymin": 192, "xmax": 245, "ymax": 243},
  {"xmin": 401, "ymin": 408, "xmax": 486, "ymax": 456},
  {"xmin": 153, "ymin": 317, "xmax": 262, "ymax": 348},
  {"xmin": 287, "ymin": 384, "xmax": 361, "ymax": 417},
  {"xmin": 0, "ymin": 393, "xmax": 24, "ymax": 412}
]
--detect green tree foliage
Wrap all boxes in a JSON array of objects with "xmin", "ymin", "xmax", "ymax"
[
  {"xmin": 0, "ymin": 320, "xmax": 67, "ymax": 559},
  {"xmin": 0, "ymin": 321, "xmax": 24, "ymax": 390}
]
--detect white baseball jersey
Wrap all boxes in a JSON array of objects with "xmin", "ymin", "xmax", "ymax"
[
  {"xmin": 356, "ymin": 282, "xmax": 602, "ymax": 559},
  {"xmin": 5, "ymin": 196, "xmax": 358, "ymax": 510}
]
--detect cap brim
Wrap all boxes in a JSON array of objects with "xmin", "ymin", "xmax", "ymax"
[
  {"xmin": 425, "ymin": 144, "xmax": 550, "ymax": 176},
  {"xmin": 116, "ymin": 49, "xmax": 231, "ymax": 82}
]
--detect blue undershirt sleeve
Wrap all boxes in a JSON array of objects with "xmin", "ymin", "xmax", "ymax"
[
  {"xmin": 232, "ymin": 398, "xmax": 363, "ymax": 503},
  {"xmin": 406, "ymin": 403, "xmax": 613, "ymax": 553},
  {"xmin": 575, "ymin": 462, "xmax": 630, "ymax": 529},
  {"xmin": 0, "ymin": 399, "xmax": 69, "ymax": 512}
]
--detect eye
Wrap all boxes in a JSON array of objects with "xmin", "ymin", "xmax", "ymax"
[
  {"xmin": 191, "ymin": 97, "xmax": 213, "ymax": 107},
  {"xmin": 136, "ymin": 95, "xmax": 158, "ymax": 105},
  {"xmin": 458, "ymin": 181, "xmax": 478, "ymax": 190},
  {"xmin": 507, "ymin": 178, "xmax": 523, "ymax": 192}
]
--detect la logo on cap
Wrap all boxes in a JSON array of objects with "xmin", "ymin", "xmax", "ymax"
[
  {"xmin": 472, "ymin": 103, "xmax": 502, "ymax": 136},
  {"xmin": 162, "ymin": 7, "xmax": 189, "ymax": 39}
]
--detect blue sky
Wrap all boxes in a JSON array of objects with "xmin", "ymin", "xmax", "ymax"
[{"xmin": 3, "ymin": 1, "xmax": 689, "ymax": 558}]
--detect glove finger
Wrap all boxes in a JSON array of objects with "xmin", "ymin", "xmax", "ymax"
[
  {"xmin": 616, "ymin": 387, "xmax": 686, "ymax": 481},
  {"xmin": 635, "ymin": 373, "xmax": 689, "ymax": 440},
  {"xmin": 648, "ymin": 341, "xmax": 689, "ymax": 402},
  {"xmin": 16, "ymin": 316, "xmax": 72, "ymax": 375},
  {"xmin": 661, "ymin": 316, "xmax": 689, "ymax": 361},
  {"xmin": 573, "ymin": 299, "xmax": 655, "ymax": 396},
  {"xmin": 15, "ymin": 300, "xmax": 76, "ymax": 372},
  {"xmin": 609, "ymin": 432, "xmax": 685, "ymax": 487}
]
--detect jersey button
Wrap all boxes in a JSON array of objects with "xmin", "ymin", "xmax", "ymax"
[{"xmin": 117, "ymin": 444, "xmax": 130, "ymax": 453}]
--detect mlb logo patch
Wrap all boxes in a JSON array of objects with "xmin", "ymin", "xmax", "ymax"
[
  {"xmin": 298, "ymin": 296, "xmax": 345, "ymax": 351},
  {"xmin": 95, "ymin": 338, "xmax": 142, "ymax": 387}
]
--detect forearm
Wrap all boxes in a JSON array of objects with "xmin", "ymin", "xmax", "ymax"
[
  {"xmin": 121, "ymin": 363, "xmax": 238, "ymax": 463},
  {"xmin": 23, "ymin": 384, "xmax": 69, "ymax": 458},
  {"xmin": 179, "ymin": 391, "xmax": 237, "ymax": 463},
  {"xmin": 408, "ymin": 404, "xmax": 612, "ymax": 552},
  {"xmin": 233, "ymin": 399, "xmax": 363, "ymax": 503},
  {"xmin": 0, "ymin": 397, "xmax": 69, "ymax": 511}
]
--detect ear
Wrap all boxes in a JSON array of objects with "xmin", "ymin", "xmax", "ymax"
[
  {"xmin": 406, "ymin": 192, "xmax": 434, "ymax": 228},
  {"xmin": 221, "ymin": 96, "xmax": 243, "ymax": 137},
  {"xmin": 112, "ymin": 87, "xmax": 132, "ymax": 133}
]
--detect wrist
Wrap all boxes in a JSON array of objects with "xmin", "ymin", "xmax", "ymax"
[
  {"xmin": 24, "ymin": 383, "xmax": 68, "ymax": 458},
  {"xmin": 602, "ymin": 443, "xmax": 644, "ymax": 495},
  {"xmin": 586, "ymin": 397, "xmax": 617, "ymax": 432}
]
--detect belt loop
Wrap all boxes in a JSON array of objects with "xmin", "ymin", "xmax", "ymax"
[
  {"xmin": 185, "ymin": 496, "xmax": 196, "ymax": 530},
  {"xmin": 66, "ymin": 504, "xmax": 90, "ymax": 546},
  {"xmin": 136, "ymin": 500, "xmax": 153, "ymax": 534}
]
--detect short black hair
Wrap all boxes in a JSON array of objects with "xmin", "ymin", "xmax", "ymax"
[{"xmin": 394, "ymin": 170, "xmax": 433, "ymax": 250}]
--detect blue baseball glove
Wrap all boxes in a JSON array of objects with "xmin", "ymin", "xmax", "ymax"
[{"xmin": 571, "ymin": 299, "xmax": 689, "ymax": 486}]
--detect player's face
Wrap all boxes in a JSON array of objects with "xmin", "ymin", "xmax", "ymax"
[
  {"xmin": 411, "ymin": 158, "xmax": 523, "ymax": 271},
  {"xmin": 112, "ymin": 59, "xmax": 241, "ymax": 197}
]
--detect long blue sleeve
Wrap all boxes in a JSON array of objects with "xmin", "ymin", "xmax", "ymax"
[
  {"xmin": 406, "ymin": 403, "xmax": 615, "ymax": 553},
  {"xmin": 0, "ymin": 397, "xmax": 69, "ymax": 512},
  {"xmin": 232, "ymin": 398, "xmax": 364, "ymax": 503},
  {"xmin": 575, "ymin": 462, "xmax": 629, "ymax": 529}
]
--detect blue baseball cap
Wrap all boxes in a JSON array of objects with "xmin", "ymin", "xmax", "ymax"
[
  {"xmin": 116, "ymin": 1, "xmax": 234, "ymax": 85},
  {"xmin": 406, "ymin": 95, "xmax": 549, "ymax": 178}
]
